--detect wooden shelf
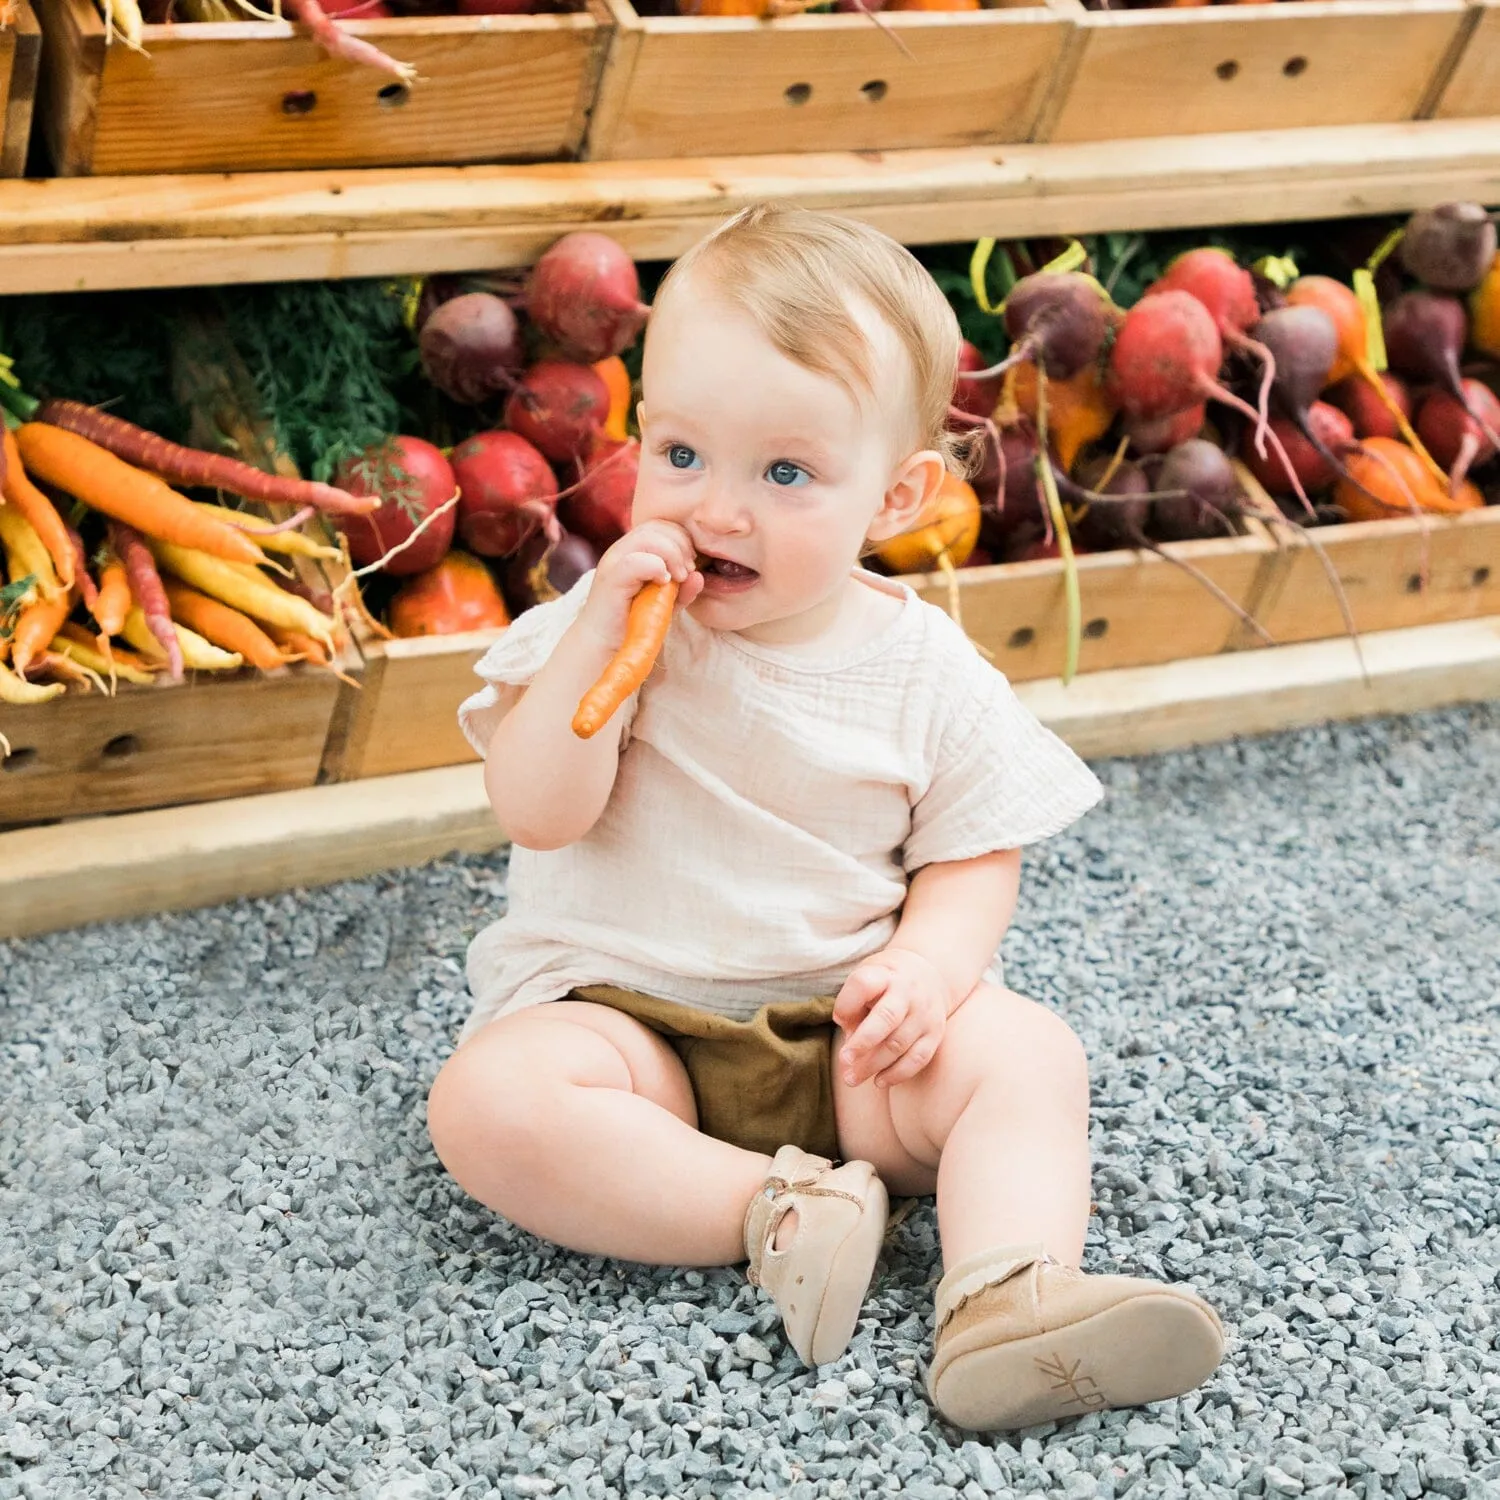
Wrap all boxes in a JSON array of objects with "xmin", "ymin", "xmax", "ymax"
[{"xmin": 1, "ymin": 117, "xmax": 1498, "ymax": 293}]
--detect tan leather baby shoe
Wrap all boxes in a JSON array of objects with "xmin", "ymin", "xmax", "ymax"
[
  {"xmin": 743, "ymin": 1145, "xmax": 890, "ymax": 1368},
  {"xmin": 928, "ymin": 1242, "xmax": 1227, "ymax": 1431}
]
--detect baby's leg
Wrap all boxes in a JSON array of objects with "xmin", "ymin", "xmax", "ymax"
[
  {"xmin": 835, "ymin": 983, "xmax": 1092, "ymax": 1269},
  {"xmin": 427, "ymin": 1000, "xmax": 775, "ymax": 1265}
]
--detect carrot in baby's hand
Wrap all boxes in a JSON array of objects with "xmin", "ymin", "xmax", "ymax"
[{"xmin": 572, "ymin": 579, "xmax": 678, "ymax": 740}]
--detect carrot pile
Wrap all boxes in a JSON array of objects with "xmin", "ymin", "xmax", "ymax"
[{"xmin": 0, "ymin": 380, "xmax": 351, "ymax": 709}]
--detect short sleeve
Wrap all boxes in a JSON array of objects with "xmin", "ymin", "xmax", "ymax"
[
  {"xmin": 903, "ymin": 623, "xmax": 1103, "ymax": 873},
  {"xmin": 457, "ymin": 573, "xmax": 600, "ymax": 757}
]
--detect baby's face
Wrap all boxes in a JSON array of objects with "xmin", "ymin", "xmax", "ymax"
[{"xmin": 633, "ymin": 277, "xmax": 915, "ymax": 645}]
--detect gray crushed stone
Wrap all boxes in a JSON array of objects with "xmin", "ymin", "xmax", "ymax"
[{"xmin": 2, "ymin": 702, "xmax": 1499, "ymax": 1499}]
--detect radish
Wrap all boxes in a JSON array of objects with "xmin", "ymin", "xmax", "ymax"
[
  {"xmin": 1325, "ymin": 371, "xmax": 1412, "ymax": 441},
  {"xmin": 503, "ymin": 530, "xmax": 599, "ymax": 613},
  {"xmin": 1107, "ymin": 290, "xmax": 1308, "ymax": 510},
  {"xmin": 1149, "ymin": 248, "xmax": 1279, "ymax": 445},
  {"xmin": 1125, "ymin": 404, "xmax": 1205, "ymax": 456},
  {"xmin": 504, "ymin": 361, "xmax": 611, "ymax": 465},
  {"xmin": 334, "ymin": 436, "xmax": 457, "ymax": 577},
  {"xmin": 965, "ymin": 272, "xmax": 1113, "ymax": 383},
  {"xmin": 527, "ymin": 233, "xmax": 651, "ymax": 364},
  {"xmin": 1151, "ymin": 439, "xmax": 1241, "ymax": 541},
  {"xmin": 1398, "ymin": 203, "xmax": 1498, "ymax": 294},
  {"xmin": 952, "ymin": 340, "xmax": 1003, "ymax": 420},
  {"xmin": 1415, "ymin": 379, "xmax": 1500, "ymax": 494},
  {"xmin": 419, "ymin": 293, "xmax": 524, "ymax": 406},
  {"xmin": 451, "ymin": 430, "xmax": 562, "ymax": 558},
  {"xmin": 1384, "ymin": 291, "xmax": 1500, "ymax": 456},
  {"xmin": 559, "ymin": 438, "xmax": 640, "ymax": 552}
]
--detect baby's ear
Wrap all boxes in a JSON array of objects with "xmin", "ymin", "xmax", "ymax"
[{"xmin": 867, "ymin": 449, "xmax": 947, "ymax": 544}]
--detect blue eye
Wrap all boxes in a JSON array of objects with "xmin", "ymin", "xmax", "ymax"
[
  {"xmin": 766, "ymin": 460, "xmax": 810, "ymax": 488},
  {"xmin": 667, "ymin": 444, "xmax": 702, "ymax": 470}
]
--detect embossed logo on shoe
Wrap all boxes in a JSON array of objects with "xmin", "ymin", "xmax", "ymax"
[{"xmin": 1034, "ymin": 1352, "xmax": 1108, "ymax": 1411}]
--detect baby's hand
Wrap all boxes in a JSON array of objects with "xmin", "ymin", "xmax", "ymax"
[
  {"xmin": 834, "ymin": 948, "xmax": 951, "ymax": 1090},
  {"xmin": 579, "ymin": 521, "xmax": 704, "ymax": 653}
]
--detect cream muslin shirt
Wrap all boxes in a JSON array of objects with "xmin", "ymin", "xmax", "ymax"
[{"xmin": 454, "ymin": 569, "xmax": 1103, "ymax": 1044}]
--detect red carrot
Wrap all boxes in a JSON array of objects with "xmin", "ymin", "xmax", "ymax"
[
  {"xmin": 34, "ymin": 399, "xmax": 378, "ymax": 517},
  {"xmin": 66, "ymin": 526, "xmax": 99, "ymax": 611},
  {"xmin": 291, "ymin": 0, "xmax": 416, "ymax": 82},
  {"xmin": 110, "ymin": 520, "xmax": 183, "ymax": 681}
]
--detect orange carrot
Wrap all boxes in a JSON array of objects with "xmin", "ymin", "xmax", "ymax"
[
  {"xmin": 572, "ymin": 580, "xmax": 677, "ymax": 740},
  {"xmin": 12, "ymin": 591, "xmax": 73, "ymax": 677},
  {"xmin": 161, "ymin": 580, "xmax": 292, "ymax": 672},
  {"xmin": 1, "ymin": 428, "xmax": 75, "ymax": 590},
  {"xmin": 14, "ymin": 424, "xmax": 269, "ymax": 568},
  {"xmin": 93, "ymin": 551, "xmax": 131, "ymax": 637}
]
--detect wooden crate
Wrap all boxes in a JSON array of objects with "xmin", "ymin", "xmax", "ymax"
[
  {"xmin": 34, "ymin": 0, "xmax": 610, "ymax": 175},
  {"xmin": 1033, "ymin": 0, "xmax": 1472, "ymax": 143},
  {"xmin": 585, "ymin": 0, "xmax": 1068, "ymax": 160},
  {"xmin": 330, "ymin": 506, "xmax": 1500, "ymax": 780},
  {"xmin": 2, "ymin": 0, "xmax": 42, "ymax": 174},
  {"xmin": 1431, "ymin": 0, "xmax": 1500, "ymax": 117},
  {"xmin": 0, "ymin": 671, "xmax": 345, "ymax": 827}
]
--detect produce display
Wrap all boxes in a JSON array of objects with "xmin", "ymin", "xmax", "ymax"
[{"xmin": 2, "ymin": 206, "xmax": 1496, "ymax": 714}]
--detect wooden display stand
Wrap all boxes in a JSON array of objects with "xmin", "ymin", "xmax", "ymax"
[
  {"xmin": 586, "ymin": 0, "xmax": 1067, "ymax": 160},
  {"xmin": 34, "ymin": 0, "xmax": 610, "ymax": 174},
  {"xmin": 1, "ymin": 0, "xmax": 41, "ymax": 175}
]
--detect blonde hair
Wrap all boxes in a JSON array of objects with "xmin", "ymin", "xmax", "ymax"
[{"xmin": 653, "ymin": 202, "xmax": 966, "ymax": 471}]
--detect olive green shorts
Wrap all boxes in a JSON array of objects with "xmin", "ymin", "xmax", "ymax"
[{"xmin": 570, "ymin": 984, "xmax": 841, "ymax": 1160}]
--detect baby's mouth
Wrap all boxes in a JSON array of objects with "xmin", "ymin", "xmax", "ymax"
[{"xmin": 696, "ymin": 552, "xmax": 759, "ymax": 582}]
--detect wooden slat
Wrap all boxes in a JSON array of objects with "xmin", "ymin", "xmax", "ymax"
[
  {"xmin": 1037, "ymin": 0, "xmax": 1470, "ymax": 143},
  {"xmin": 1, "ymin": 0, "xmax": 41, "ymax": 177},
  {"xmin": 1432, "ymin": 0, "xmax": 1500, "ymax": 117},
  {"xmin": 1, "ymin": 118, "xmax": 1499, "ymax": 291},
  {"xmin": 587, "ymin": 0, "xmax": 1066, "ymax": 160},
  {"xmin": 6, "ymin": 617, "xmax": 1499, "ymax": 940}
]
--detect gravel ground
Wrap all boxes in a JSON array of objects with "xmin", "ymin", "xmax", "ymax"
[{"xmin": 2, "ymin": 702, "xmax": 1499, "ymax": 1499}]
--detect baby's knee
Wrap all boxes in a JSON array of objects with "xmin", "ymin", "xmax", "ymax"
[
  {"xmin": 954, "ymin": 985, "xmax": 1090, "ymax": 1092},
  {"xmin": 426, "ymin": 1030, "xmax": 550, "ymax": 1177}
]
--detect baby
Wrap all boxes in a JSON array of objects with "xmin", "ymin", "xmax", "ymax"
[{"xmin": 426, "ymin": 203, "xmax": 1227, "ymax": 1432}]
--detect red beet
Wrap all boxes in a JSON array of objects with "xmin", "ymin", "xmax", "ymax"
[
  {"xmin": 1073, "ymin": 456, "xmax": 1152, "ymax": 549},
  {"xmin": 504, "ymin": 360, "xmax": 611, "ymax": 465},
  {"xmin": 335, "ymin": 436, "xmax": 457, "ymax": 576},
  {"xmin": 1325, "ymin": 371, "xmax": 1412, "ymax": 442},
  {"xmin": 527, "ymin": 232, "xmax": 650, "ymax": 364},
  {"xmin": 1398, "ymin": 203, "xmax": 1498, "ymax": 294},
  {"xmin": 559, "ymin": 438, "xmax": 639, "ymax": 552},
  {"xmin": 451, "ymin": 429, "xmax": 561, "ymax": 558},
  {"xmin": 1151, "ymin": 439, "xmax": 1241, "ymax": 540},
  {"xmin": 419, "ymin": 292, "xmax": 525, "ymax": 406},
  {"xmin": 952, "ymin": 341, "xmax": 1004, "ymax": 420},
  {"xmin": 1125, "ymin": 404, "xmax": 1205, "ymax": 456},
  {"xmin": 1243, "ymin": 403, "xmax": 1352, "ymax": 496},
  {"xmin": 1416, "ymin": 379, "xmax": 1500, "ymax": 492},
  {"xmin": 969, "ymin": 273, "xmax": 1113, "ymax": 384},
  {"xmin": 1386, "ymin": 290, "xmax": 1500, "ymax": 457},
  {"xmin": 503, "ymin": 529, "xmax": 600, "ymax": 613},
  {"xmin": 1109, "ymin": 290, "xmax": 1311, "ymax": 514}
]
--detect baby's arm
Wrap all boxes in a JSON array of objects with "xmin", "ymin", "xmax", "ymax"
[{"xmin": 484, "ymin": 520, "xmax": 701, "ymax": 850}]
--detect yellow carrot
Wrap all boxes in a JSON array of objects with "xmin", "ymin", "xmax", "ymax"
[
  {"xmin": 190, "ymin": 503, "xmax": 341, "ymax": 560},
  {"xmin": 0, "ymin": 504, "xmax": 61, "ymax": 597},
  {"xmin": 51, "ymin": 627, "xmax": 158, "ymax": 686},
  {"xmin": 122, "ymin": 607, "xmax": 243, "ymax": 672},
  {"xmin": 0, "ymin": 659, "xmax": 64, "ymax": 704},
  {"xmin": 146, "ymin": 539, "xmax": 338, "ymax": 648}
]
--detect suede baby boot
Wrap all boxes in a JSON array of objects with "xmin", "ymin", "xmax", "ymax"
[
  {"xmin": 743, "ymin": 1145, "xmax": 890, "ymax": 1368},
  {"xmin": 928, "ymin": 1242, "xmax": 1227, "ymax": 1431}
]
